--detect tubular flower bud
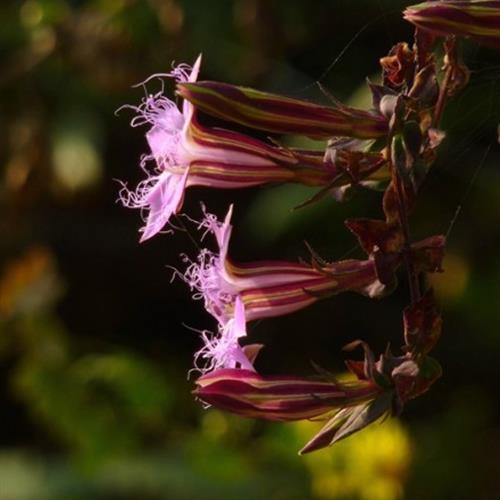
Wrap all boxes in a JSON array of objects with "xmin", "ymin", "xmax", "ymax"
[
  {"xmin": 118, "ymin": 56, "xmax": 342, "ymax": 242},
  {"xmin": 194, "ymin": 368, "xmax": 383, "ymax": 422},
  {"xmin": 404, "ymin": 1, "xmax": 500, "ymax": 49},
  {"xmin": 180, "ymin": 206, "xmax": 388, "ymax": 323},
  {"xmin": 194, "ymin": 365, "xmax": 391, "ymax": 455},
  {"xmin": 176, "ymin": 81, "xmax": 389, "ymax": 140},
  {"xmin": 194, "ymin": 341, "xmax": 442, "ymax": 453}
]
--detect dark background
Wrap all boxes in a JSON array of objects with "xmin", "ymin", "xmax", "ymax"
[{"xmin": 1, "ymin": 1, "xmax": 499, "ymax": 499}]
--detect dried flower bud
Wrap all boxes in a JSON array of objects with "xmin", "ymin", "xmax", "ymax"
[
  {"xmin": 403, "ymin": 290, "xmax": 442, "ymax": 354},
  {"xmin": 380, "ymin": 42, "xmax": 416, "ymax": 88}
]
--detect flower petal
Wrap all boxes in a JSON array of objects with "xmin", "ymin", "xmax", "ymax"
[
  {"xmin": 140, "ymin": 169, "xmax": 188, "ymax": 242},
  {"xmin": 182, "ymin": 54, "xmax": 203, "ymax": 123}
]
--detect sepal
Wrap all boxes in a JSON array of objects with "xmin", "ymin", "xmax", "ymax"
[
  {"xmin": 403, "ymin": 290, "xmax": 442, "ymax": 354},
  {"xmin": 300, "ymin": 392, "xmax": 393, "ymax": 454}
]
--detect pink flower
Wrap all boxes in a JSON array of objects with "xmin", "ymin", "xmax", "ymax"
[
  {"xmin": 181, "ymin": 206, "xmax": 388, "ymax": 323},
  {"xmin": 194, "ymin": 341, "xmax": 442, "ymax": 453},
  {"xmin": 119, "ymin": 57, "xmax": 350, "ymax": 242},
  {"xmin": 194, "ymin": 365, "xmax": 387, "ymax": 454},
  {"xmin": 119, "ymin": 58, "xmax": 201, "ymax": 242},
  {"xmin": 181, "ymin": 205, "xmax": 237, "ymax": 323}
]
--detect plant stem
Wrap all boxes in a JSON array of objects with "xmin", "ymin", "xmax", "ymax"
[
  {"xmin": 392, "ymin": 172, "xmax": 421, "ymax": 305},
  {"xmin": 433, "ymin": 64, "xmax": 453, "ymax": 128}
]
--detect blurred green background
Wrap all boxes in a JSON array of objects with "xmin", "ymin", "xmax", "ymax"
[{"xmin": 1, "ymin": 1, "xmax": 500, "ymax": 499}]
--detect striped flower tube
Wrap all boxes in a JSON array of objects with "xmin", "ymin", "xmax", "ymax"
[
  {"xmin": 194, "ymin": 367, "xmax": 391, "ymax": 453},
  {"xmin": 194, "ymin": 345, "xmax": 442, "ymax": 453},
  {"xmin": 118, "ymin": 56, "xmax": 345, "ymax": 242},
  {"xmin": 404, "ymin": 1, "xmax": 500, "ymax": 49},
  {"xmin": 176, "ymin": 81, "xmax": 389, "ymax": 140},
  {"xmin": 238, "ymin": 257, "xmax": 388, "ymax": 321},
  {"xmin": 185, "ymin": 117, "xmax": 338, "ymax": 189},
  {"xmin": 181, "ymin": 206, "xmax": 389, "ymax": 324},
  {"xmin": 194, "ymin": 368, "xmax": 382, "ymax": 421}
]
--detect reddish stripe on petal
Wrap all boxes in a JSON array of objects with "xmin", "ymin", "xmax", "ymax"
[
  {"xmin": 235, "ymin": 259, "xmax": 381, "ymax": 320},
  {"xmin": 205, "ymin": 379, "xmax": 341, "ymax": 396},
  {"xmin": 189, "ymin": 114, "xmax": 299, "ymax": 164},
  {"xmin": 196, "ymin": 392, "xmax": 331, "ymax": 420},
  {"xmin": 227, "ymin": 259, "xmax": 323, "ymax": 279},
  {"xmin": 187, "ymin": 162, "xmax": 295, "ymax": 188},
  {"xmin": 185, "ymin": 115, "xmax": 340, "ymax": 188},
  {"xmin": 241, "ymin": 277, "xmax": 335, "ymax": 306},
  {"xmin": 198, "ymin": 368, "xmax": 323, "ymax": 385}
]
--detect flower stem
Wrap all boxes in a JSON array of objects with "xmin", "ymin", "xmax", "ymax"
[
  {"xmin": 433, "ymin": 62, "xmax": 453, "ymax": 128},
  {"xmin": 393, "ymin": 172, "xmax": 421, "ymax": 305}
]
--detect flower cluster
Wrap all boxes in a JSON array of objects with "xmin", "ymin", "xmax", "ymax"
[{"xmin": 119, "ymin": 2, "xmax": 499, "ymax": 453}]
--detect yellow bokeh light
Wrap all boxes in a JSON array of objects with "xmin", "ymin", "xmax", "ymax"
[
  {"xmin": 202, "ymin": 410, "xmax": 229, "ymax": 440},
  {"xmin": 20, "ymin": 1, "xmax": 43, "ymax": 28},
  {"xmin": 294, "ymin": 416, "xmax": 411, "ymax": 500},
  {"xmin": 52, "ymin": 133, "xmax": 102, "ymax": 192},
  {"xmin": 427, "ymin": 253, "xmax": 469, "ymax": 303}
]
